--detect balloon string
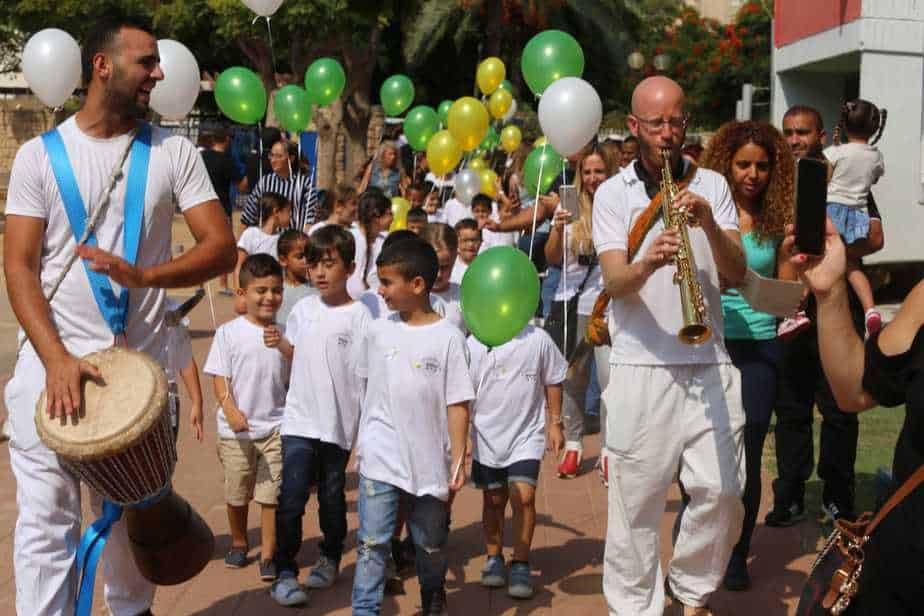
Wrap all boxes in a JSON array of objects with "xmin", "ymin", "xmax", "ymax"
[
  {"xmin": 528, "ymin": 145, "xmax": 546, "ymax": 260},
  {"xmin": 250, "ymin": 15, "xmax": 278, "ymax": 77},
  {"xmin": 562, "ymin": 223, "xmax": 568, "ymax": 356},
  {"xmin": 258, "ymin": 122, "xmax": 264, "ymax": 228}
]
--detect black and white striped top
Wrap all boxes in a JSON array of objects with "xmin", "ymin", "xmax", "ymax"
[{"xmin": 241, "ymin": 171, "xmax": 318, "ymax": 232}]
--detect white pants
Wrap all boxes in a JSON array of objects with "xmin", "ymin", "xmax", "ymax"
[
  {"xmin": 6, "ymin": 351, "xmax": 155, "ymax": 616},
  {"xmin": 602, "ymin": 363, "xmax": 745, "ymax": 615}
]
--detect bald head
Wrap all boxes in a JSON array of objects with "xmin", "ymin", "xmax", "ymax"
[{"xmin": 631, "ymin": 76, "xmax": 685, "ymax": 117}]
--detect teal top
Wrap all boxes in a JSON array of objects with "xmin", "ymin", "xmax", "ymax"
[{"xmin": 722, "ymin": 232, "xmax": 781, "ymax": 340}]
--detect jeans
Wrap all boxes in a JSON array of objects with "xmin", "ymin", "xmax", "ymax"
[
  {"xmin": 352, "ymin": 476, "xmax": 449, "ymax": 615},
  {"xmin": 772, "ymin": 326, "xmax": 858, "ymax": 515},
  {"xmin": 726, "ymin": 338, "xmax": 781, "ymax": 559},
  {"xmin": 274, "ymin": 436, "xmax": 350, "ymax": 576}
]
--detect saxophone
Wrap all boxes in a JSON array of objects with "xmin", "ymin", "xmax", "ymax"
[{"xmin": 659, "ymin": 149, "xmax": 712, "ymax": 345}]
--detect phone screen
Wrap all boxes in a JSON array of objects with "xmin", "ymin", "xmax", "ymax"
[
  {"xmin": 559, "ymin": 184, "xmax": 580, "ymax": 222},
  {"xmin": 794, "ymin": 157, "xmax": 828, "ymax": 255}
]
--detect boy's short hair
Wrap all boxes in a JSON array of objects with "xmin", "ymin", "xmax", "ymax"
[
  {"xmin": 277, "ymin": 229, "xmax": 309, "ymax": 258},
  {"xmin": 307, "ymin": 224, "xmax": 356, "ymax": 265},
  {"xmin": 470, "ymin": 194, "xmax": 492, "ymax": 212},
  {"xmin": 239, "ymin": 253, "xmax": 283, "ymax": 288},
  {"xmin": 406, "ymin": 207, "xmax": 428, "ymax": 224},
  {"xmin": 406, "ymin": 183, "xmax": 426, "ymax": 194},
  {"xmin": 382, "ymin": 229, "xmax": 419, "ymax": 251},
  {"xmin": 376, "ymin": 237, "xmax": 439, "ymax": 291},
  {"xmin": 454, "ymin": 218, "xmax": 481, "ymax": 237}
]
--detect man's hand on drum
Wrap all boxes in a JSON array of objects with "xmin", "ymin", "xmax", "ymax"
[
  {"xmin": 225, "ymin": 406, "xmax": 250, "ymax": 433},
  {"xmin": 45, "ymin": 353, "xmax": 102, "ymax": 418},
  {"xmin": 76, "ymin": 245, "xmax": 148, "ymax": 287}
]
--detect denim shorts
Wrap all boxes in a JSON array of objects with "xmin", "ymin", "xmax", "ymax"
[
  {"xmin": 827, "ymin": 202, "xmax": 869, "ymax": 245},
  {"xmin": 471, "ymin": 459, "xmax": 541, "ymax": 490}
]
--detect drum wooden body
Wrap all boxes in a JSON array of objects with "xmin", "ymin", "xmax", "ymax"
[{"xmin": 34, "ymin": 347, "xmax": 214, "ymax": 586}]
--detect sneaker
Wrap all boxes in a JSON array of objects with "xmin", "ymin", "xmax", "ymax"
[
  {"xmin": 270, "ymin": 572, "xmax": 308, "ymax": 607},
  {"xmin": 597, "ymin": 455, "xmax": 609, "ymax": 488},
  {"xmin": 507, "ymin": 561, "xmax": 534, "ymax": 599},
  {"xmin": 821, "ymin": 502, "xmax": 855, "ymax": 523},
  {"xmin": 480, "ymin": 555, "xmax": 506, "ymax": 588},
  {"xmin": 778, "ymin": 311, "xmax": 811, "ymax": 340},
  {"xmin": 224, "ymin": 548, "xmax": 248, "ymax": 568},
  {"xmin": 722, "ymin": 552, "xmax": 751, "ymax": 591},
  {"xmin": 865, "ymin": 308, "xmax": 883, "ymax": 339},
  {"xmin": 557, "ymin": 444, "xmax": 582, "ymax": 478},
  {"xmin": 764, "ymin": 502, "xmax": 805, "ymax": 527},
  {"xmin": 305, "ymin": 555, "xmax": 338, "ymax": 589},
  {"xmin": 259, "ymin": 559, "xmax": 277, "ymax": 581},
  {"xmin": 422, "ymin": 587, "xmax": 448, "ymax": 615}
]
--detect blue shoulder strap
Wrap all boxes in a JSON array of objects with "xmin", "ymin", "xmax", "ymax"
[{"xmin": 41, "ymin": 123, "xmax": 151, "ymax": 335}]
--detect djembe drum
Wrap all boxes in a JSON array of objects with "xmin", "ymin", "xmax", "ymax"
[{"xmin": 35, "ymin": 347, "xmax": 214, "ymax": 586}]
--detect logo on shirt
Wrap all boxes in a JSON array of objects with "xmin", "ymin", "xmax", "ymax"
[
  {"xmin": 414, "ymin": 356, "xmax": 442, "ymax": 375},
  {"xmin": 385, "ymin": 347, "xmax": 400, "ymax": 360},
  {"xmin": 336, "ymin": 333, "xmax": 352, "ymax": 348},
  {"xmin": 524, "ymin": 371, "xmax": 538, "ymax": 383}
]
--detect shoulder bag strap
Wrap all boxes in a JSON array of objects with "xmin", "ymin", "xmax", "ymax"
[{"xmin": 865, "ymin": 464, "xmax": 924, "ymax": 537}]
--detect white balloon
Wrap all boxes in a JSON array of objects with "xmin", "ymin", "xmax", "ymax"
[
  {"xmin": 241, "ymin": 0, "xmax": 284, "ymax": 17},
  {"xmin": 537, "ymin": 77, "xmax": 602, "ymax": 157},
  {"xmin": 454, "ymin": 169, "xmax": 482, "ymax": 206},
  {"xmin": 21, "ymin": 28, "xmax": 81, "ymax": 108},
  {"xmin": 502, "ymin": 98, "xmax": 517, "ymax": 123},
  {"xmin": 150, "ymin": 40, "xmax": 201, "ymax": 120}
]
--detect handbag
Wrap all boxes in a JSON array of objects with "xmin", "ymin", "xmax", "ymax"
[
  {"xmin": 796, "ymin": 464, "xmax": 924, "ymax": 615},
  {"xmin": 544, "ymin": 256, "xmax": 596, "ymax": 361}
]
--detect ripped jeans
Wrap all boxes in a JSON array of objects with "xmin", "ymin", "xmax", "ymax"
[{"xmin": 351, "ymin": 476, "xmax": 449, "ymax": 615}]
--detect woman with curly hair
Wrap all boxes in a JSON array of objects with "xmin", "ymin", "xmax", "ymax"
[{"xmin": 699, "ymin": 120, "xmax": 795, "ymax": 591}]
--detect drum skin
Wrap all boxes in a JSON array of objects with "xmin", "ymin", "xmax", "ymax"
[{"xmin": 33, "ymin": 347, "xmax": 215, "ymax": 586}]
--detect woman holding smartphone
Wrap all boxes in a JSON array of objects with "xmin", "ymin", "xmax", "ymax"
[
  {"xmin": 544, "ymin": 143, "xmax": 620, "ymax": 481},
  {"xmin": 699, "ymin": 121, "xmax": 795, "ymax": 590}
]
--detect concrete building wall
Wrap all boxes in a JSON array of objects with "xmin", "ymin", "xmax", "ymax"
[{"xmin": 685, "ymin": 0, "xmax": 744, "ymax": 24}]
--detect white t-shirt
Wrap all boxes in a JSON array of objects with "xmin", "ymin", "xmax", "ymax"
[
  {"xmin": 278, "ymin": 283, "xmax": 318, "ymax": 327},
  {"xmin": 480, "ymin": 228, "xmax": 518, "ymax": 252},
  {"xmin": 308, "ymin": 220, "xmax": 330, "ymax": 235},
  {"xmin": 237, "ymin": 226, "xmax": 280, "ymax": 259},
  {"xmin": 824, "ymin": 143, "xmax": 885, "ymax": 208},
  {"xmin": 5, "ymin": 116, "xmax": 216, "ymax": 364},
  {"xmin": 450, "ymin": 257, "xmax": 470, "ymax": 285},
  {"xmin": 552, "ymin": 248, "xmax": 604, "ymax": 316},
  {"xmin": 468, "ymin": 326, "xmax": 567, "ymax": 467},
  {"xmin": 282, "ymin": 296, "xmax": 370, "ymax": 450},
  {"xmin": 203, "ymin": 316, "xmax": 290, "ymax": 440},
  {"xmin": 432, "ymin": 283, "xmax": 466, "ymax": 333},
  {"xmin": 355, "ymin": 316, "xmax": 475, "ymax": 500},
  {"xmin": 348, "ymin": 225, "xmax": 368, "ymax": 299},
  {"xmin": 443, "ymin": 198, "xmax": 472, "ymax": 227},
  {"xmin": 427, "ymin": 210, "xmax": 448, "ymax": 224},
  {"xmin": 362, "ymin": 232, "xmax": 388, "ymax": 292},
  {"xmin": 592, "ymin": 163, "xmax": 738, "ymax": 365}
]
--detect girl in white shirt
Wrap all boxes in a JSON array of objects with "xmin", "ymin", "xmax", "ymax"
[
  {"xmin": 826, "ymin": 99, "xmax": 887, "ymax": 336},
  {"xmin": 350, "ymin": 189, "xmax": 393, "ymax": 298},
  {"xmin": 543, "ymin": 143, "xmax": 620, "ymax": 481},
  {"xmin": 235, "ymin": 192, "xmax": 291, "ymax": 288}
]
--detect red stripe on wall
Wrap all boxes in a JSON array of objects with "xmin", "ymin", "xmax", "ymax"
[{"xmin": 774, "ymin": 0, "xmax": 861, "ymax": 48}]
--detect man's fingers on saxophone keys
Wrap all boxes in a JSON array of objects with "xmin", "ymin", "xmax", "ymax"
[{"xmin": 646, "ymin": 230, "xmax": 681, "ymax": 268}]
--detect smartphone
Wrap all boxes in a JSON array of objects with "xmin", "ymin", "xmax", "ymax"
[
  {"xmin": 559, "ymin": 184, "xmax": 580, "ymax": 221},
  {"xmin": 794, "ymin": 157, "xmax": 828, "ymax": 255}
]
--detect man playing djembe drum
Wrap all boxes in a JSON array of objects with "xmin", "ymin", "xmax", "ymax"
[{"xmin": 3, "ymin": 15, "xmax": 236, "ymax": 616}]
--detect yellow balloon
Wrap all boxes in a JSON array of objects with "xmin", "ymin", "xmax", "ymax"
[
  {"xmin": 468, "ymin": 157, "xmax": 487, "ymax": 171},
  {"xmin": 426, "ymin": 129, "xmax": 463, "ymax": 176},
  {"xmin": 476, "ymin": 57, "xmax": 506, "ymax": 96},
  {"xmin": 534, "ymin": 135, "xmax": 548, "ymax": 147},
  {"xmin": 390, "ymin": 197, "xmax": 410, "ymax": 232},
  {"xmin": 487, "ymin": 89, "xmax": 513, "ymax": 120},
  {"xmin": 500, "ymin": 124, "xmax": 522, "ymax": 153},
  {"xmin": 479, "ymin": 169, "xmax": 498, "ymax": 198},
  {"xmin": 447, "ymin": 97, "xmax": 490, "ymax": 152}
]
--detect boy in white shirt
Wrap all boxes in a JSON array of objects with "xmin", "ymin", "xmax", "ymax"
[
  {"xmin": 204, "ymin": 254, "xmax": 290, "ymax": 582},
  {"xmin": 450, "ymin": 218, "xmax": 482, "ymax": 285},
  {"xmin": 351, "ymin": 237, "xmax": 474, "ymax": 616},
  {"xmin": 265, "ymin": 225, "xmax": 371, "ymax": 606},
  {"xmin": 468, "ymin": 324, "xmax": 566, "ymax": 599}
]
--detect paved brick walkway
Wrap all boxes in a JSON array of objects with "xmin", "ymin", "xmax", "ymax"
[{"xmin": 0, "ymin": 215, "xmax": 818, "ymax": 615}]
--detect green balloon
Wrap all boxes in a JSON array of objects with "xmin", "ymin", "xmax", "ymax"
[
  {"xmin": 437, "ymin": 99, "xmax": 453, "ymax": 127},
  {"xmin": 304, "ymin": 57, "xmax": 345, "ymax": 106},
  {"xmin": 521, "ymin": 30, "xmax": 585, "ymax": 96},
  {"xmin": 497, "ymin": 79, "xmax": 513, "ymax": 93},
  {"xmin": 215, "ymin": 67, "xmax": 267, "ymax": 125},
  {"xmin": 274, "ymin": 85, "xmax": 312, "ymax": 133},
  {"xmin": 461, "ymin": 247, "xmax": 540, "ymax": 347},
  {"xmin": 523, "ymin": 144, "xmax": 564, "ymax": 195},
  {"xmin": 380, "ymin": 74, "xmax": 415, "ymax": 117},
  {"xmin": 479, "ymin": 126, "xmax": 500, "ymax": 152},
  {"xmin": 403, "ymin": 105, "xmax": 440, "ymax": 152}
]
